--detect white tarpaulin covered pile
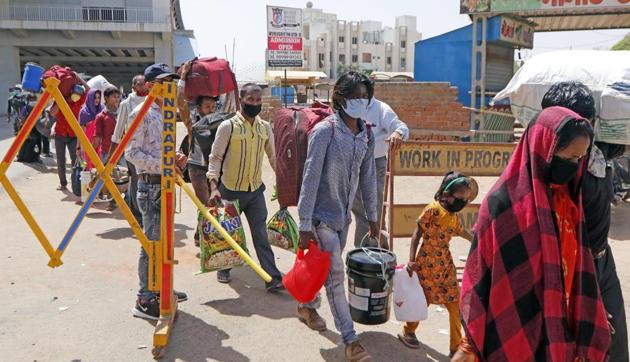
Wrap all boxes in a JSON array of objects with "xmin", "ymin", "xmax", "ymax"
[{"xmin": 493, "ymin": 50, "xmax": 630, "ymax": 145}]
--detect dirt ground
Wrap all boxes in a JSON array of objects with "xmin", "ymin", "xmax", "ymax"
[{"xmin": 0, "ymin": 120, "xmax": 628, "ymax": 361}]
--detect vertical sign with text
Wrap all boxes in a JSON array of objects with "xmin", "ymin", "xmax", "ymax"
[
  {"xmin": 267, "ymin": 5, "xmax": 303, "ymax": 68},
  {"xmin": 160, "ymin": 82, "xmax": 176, "ymax": 314}
]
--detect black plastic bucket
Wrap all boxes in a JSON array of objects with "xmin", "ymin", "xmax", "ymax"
[{"xmin": 346, "ymin": 247, "xmax": 397, "ymax": 325}]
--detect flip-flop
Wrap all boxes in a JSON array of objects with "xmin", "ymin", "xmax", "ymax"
[{"xmin": 397, "ymin": 333, "xmax": 420, "ymax": 349}]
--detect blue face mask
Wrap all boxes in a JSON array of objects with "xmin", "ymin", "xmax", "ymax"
[{"xmin": 342, "ymin": 98, "xmax": 369, "ymax": 119}]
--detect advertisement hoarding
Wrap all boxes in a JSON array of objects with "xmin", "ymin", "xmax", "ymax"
[
  {"xmin": 498, "ymin": 16, "xmax": 535, "ymax": 48},
  {"xmin": 267, "ymin": 6, "xmax": 303, "ymax": 68}
]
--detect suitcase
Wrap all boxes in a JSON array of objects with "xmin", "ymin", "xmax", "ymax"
[{"xmin": 273, "ymin": 103, "xmax": 333, "ymax": 208}]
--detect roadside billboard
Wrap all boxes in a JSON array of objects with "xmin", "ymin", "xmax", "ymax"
[
  {"xmin": 266, "ymin": 5, "xmax": 303, "ymax": 68},
  {"xmin": 461, "ymin": 0, "xmax": 630, "ymax": 14},
  {"xmin": 498, "ymin": 16, "xmax": 534, "ymax": 48}
]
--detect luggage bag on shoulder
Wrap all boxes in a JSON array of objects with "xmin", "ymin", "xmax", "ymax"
[{"xmin": 273, "ymin": 102, "xmax": 333, "ymax": 208}]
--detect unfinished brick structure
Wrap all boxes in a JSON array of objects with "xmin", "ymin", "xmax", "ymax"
[{"xmin": 374, "ymin": 82, "xmax": 469, "ymax": 141}]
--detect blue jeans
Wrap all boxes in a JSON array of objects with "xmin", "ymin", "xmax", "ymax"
[
  {"xmin": 301, "ymin": 222, "xmax": 357, "ymax": 345},
  {"xmin": 136, "ymin": 180, "xmax": 161, "ymax": 300}
]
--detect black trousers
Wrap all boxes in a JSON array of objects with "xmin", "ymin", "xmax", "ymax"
[
  {"xmin": 594, "ymin": 245, "xmax": 629, "ymax": 362},
  {"xmin": 54, "ymin": 135, "xmax": 77, "ymax": 187}
]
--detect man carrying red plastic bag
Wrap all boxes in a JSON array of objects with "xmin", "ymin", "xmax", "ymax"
[{"xmin": 293, "ymin": 72, "xmax": 379, "ymax": 362}]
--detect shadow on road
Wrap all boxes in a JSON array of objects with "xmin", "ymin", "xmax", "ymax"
[
  {"xmin": 162, "ymin": 310, "xmax": 249, "ymax": 362},
  {"xmin": 203, "ymin": 267, "xmax": 296, "ymax": 320},
  {"xmin": 319, "ymin": 330, "xmax": 450, "ymax": 362},
  {"xmin": 96, "ymin": 227, "xmax": 135, "ymax": 240},
  {"xmin": 93, "ymin": 219, "xmax": 192, "ymax": 247}
]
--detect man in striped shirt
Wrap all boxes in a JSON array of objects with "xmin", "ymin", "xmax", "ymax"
[{"xmin": 207, "ymin": 83, "xmax": 284, "ymax": 292}]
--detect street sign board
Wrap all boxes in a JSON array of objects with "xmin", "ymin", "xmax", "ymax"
[
  {"xmin": 498, "ymin": 16, "xmax": 535, "ymax": 48},
  {"xmin": 266, "ymin": 5, "xmax": 303, "ymax": 68},
  {"xmin": 392, "ymin": 142, "xmax": 515, "ymax": 177}
]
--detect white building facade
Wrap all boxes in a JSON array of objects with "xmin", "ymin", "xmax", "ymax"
[{"xmin": 300, "ymin": 5, "xmax": 421, "ymax": 79}]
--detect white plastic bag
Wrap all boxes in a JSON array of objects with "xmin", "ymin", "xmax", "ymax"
[
  {"xmin": 493, "ymin": 50, "xmax": 630, "ymax": 144},
  {"xmin": 87, "ymin": 75, "xmax": 114, "ymax": 95},
  {"xmin": 393, "ymin": 265, "xmax": 428, "ymax": 322}
]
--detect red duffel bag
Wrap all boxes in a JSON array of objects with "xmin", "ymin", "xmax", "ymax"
[
  {"xmin": 42, "ymin": 65, "xmax": 80, "ymax": 99},
  {"xmin": 273, "ymin": 102, "xmax": 333, "ymax": 208},
  {"xmin": 181, "ymin": 57, "xmax": 238, "ymax": 104},
  {"xmin": 283, "ymin": 241, "xmax": 331, "ymax": 303}
]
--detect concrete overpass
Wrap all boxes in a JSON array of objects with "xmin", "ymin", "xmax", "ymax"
[{"xmin": 0, "ymin": 0, "xmax": 196, "ymax": 110}]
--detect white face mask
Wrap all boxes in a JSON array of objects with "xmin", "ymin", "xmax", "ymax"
[{"xmin": 342, "ymin": 98, "xmax": 369, "ymax": 119}]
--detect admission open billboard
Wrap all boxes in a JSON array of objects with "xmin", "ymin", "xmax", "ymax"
[{"xmin": 267, "ymin": 5, "xmax": 303, "ymax": 68}]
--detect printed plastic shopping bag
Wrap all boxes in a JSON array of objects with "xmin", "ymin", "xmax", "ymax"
[
  {"xmin": 393, "ymin": 265, "xmax": 428, "ymax": 322},
  {"xmin": 267, "ymin": 208, "xmax": 299, "ymax": 252},
  {"xmin": 199, "ymin": 200, "xmax": 249, "ymax": 272}
]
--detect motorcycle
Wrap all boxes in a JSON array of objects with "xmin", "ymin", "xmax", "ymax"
[{"xmin": 612, "ymin": 155, "xmax": 630, "ymax": 204}]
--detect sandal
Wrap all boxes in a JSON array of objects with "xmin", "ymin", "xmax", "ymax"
[{"xmin": 398, "ymin": 333, "xmax": 420, "ymax": 349}]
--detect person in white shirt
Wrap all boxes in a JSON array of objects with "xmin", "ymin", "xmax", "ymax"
[
  {"xmin": 351, "ymin": 97, "xmax": 409, "ymax": 247},
  {"xmin": 109, "ymin": 75, "xmax": 146, "ymax": 224}
]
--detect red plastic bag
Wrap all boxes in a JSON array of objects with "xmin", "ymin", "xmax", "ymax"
[{"xmin": 283, "ymin": 241, "xmax": 331, "ymax": 303}]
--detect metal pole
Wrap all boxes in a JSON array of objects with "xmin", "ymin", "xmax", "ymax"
[{"xmin": 283, "ymin": 69, "xmax": 287, "ymax": 107}]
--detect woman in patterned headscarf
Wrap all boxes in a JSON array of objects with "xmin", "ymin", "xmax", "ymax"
[{"xmin": 453, "ymin": 106, "xmax": 611, "ymax": 361}]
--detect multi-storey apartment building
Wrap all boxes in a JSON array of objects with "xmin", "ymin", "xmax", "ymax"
[{"xmin": 295, "ymin": 3, "xmax": 421, "ymax": 79}]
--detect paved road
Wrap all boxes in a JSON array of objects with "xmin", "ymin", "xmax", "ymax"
[{"xmin": 0, "ymin": 116, "xmax": 58, "ymax": 194}]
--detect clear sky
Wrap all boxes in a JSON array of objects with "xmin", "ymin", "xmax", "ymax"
[{"xmin": 180, "ymin": 0, "xmax": 629, "ymax": 82}]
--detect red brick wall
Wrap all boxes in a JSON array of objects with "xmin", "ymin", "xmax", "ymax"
[
  {"xmin": 261, "ymin": 97, "xmax": 282, "ymax": 124},
  {"xmin": 374, "ymin": 82, "xmax": 469, "ymax": 141}
]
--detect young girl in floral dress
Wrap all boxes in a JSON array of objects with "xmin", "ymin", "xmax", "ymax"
[{"xmin": 398, "ymin": 171, "xmax": 477, "ymax": 357}]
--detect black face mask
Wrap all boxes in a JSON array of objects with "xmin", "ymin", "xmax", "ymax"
[
  {"xmin": 445, "ymin": 197, "xmax": 467, "ymax": 213},
  {"xmin": 242, "ymin": 103, "xmax": 262, "ymax": 118},
  {"xmin": 547, "ymin": 156, "xmax": 579, "ymax": 184}
]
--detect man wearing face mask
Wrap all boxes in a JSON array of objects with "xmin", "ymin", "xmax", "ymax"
[
  {"xmin": 50, "ymin": 75, "xmax": 90, "ymax": 191},
  {"xmin": 352, "ymin": 95, "xmax": 408, "ymax": 248},
  {"xmin": 541, "ymin": 81, "xmax": 628, "ymax": 361},
  {"xmin": 206, "ymin": 83, "xmax": 284, "ymax": 292},
  {"xmin": 297, "ymin": 71, "xmax": 377, "ymax": 362}
]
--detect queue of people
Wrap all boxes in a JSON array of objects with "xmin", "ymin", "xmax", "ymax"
[{"xmin": 27, "ymin": 61, "xmax": 627, "ymax": 362}]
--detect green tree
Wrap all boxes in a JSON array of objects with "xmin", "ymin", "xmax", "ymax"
[{"xmin": 611, "ymin": 33, "xmax": 630, "ymax": 51}]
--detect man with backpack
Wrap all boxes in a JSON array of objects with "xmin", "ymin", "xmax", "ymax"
[
  {"xmin": 297, "ymin": 71, "xmax": 378, "ymax": 362},
  {"xmin": 206, "ymin": 83, "xmax": 284, "ymax": 292},
  {"xmin": 351, "ymin": 96, "xmax": 408, "ymax": 248}
]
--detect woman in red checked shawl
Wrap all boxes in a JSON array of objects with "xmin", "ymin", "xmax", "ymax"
[{"xmin": 453, "ymin": 106, "xmax": 611, "ymax": 362}]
